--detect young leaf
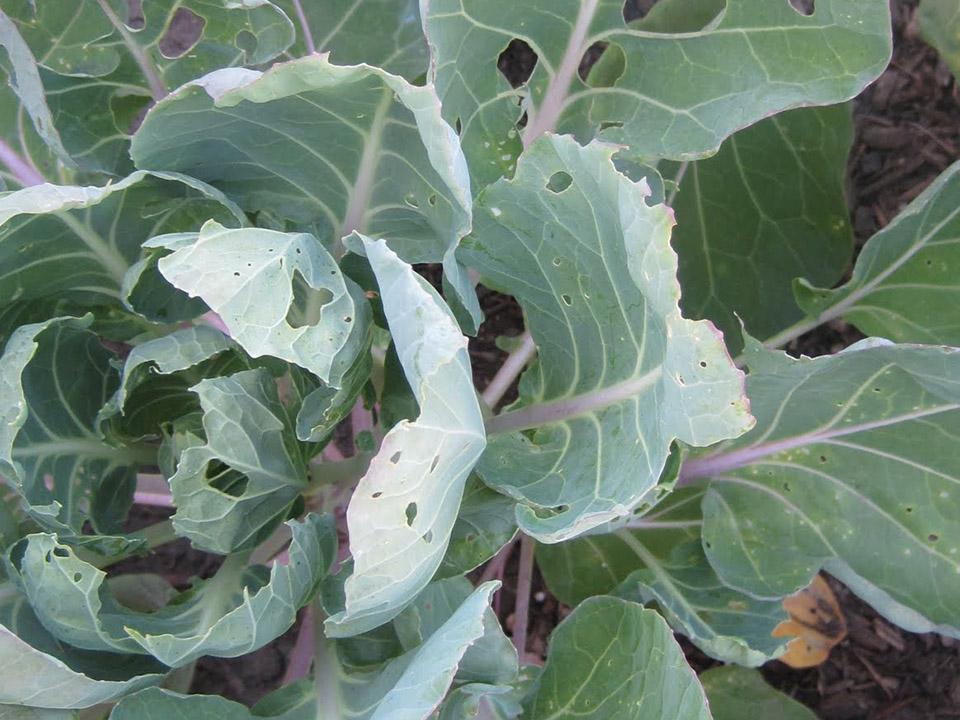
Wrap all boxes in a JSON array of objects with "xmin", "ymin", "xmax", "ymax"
[
  {"xmin": 0, "ymin": 172, "xmax": 245, "ymax": 328},
  {"xmin": 3, "ymin": 0, "xmax": 295, "ymax": 173},
  {"xmin": 275, "ymin": 0, "xmax": 428, "ymax": 79},
  {"xmin": 669, "ymin": 104, "xmax": 855, "ymax": 349},
  {"xmin": 424, "ymin": 0, "xmax": 891, "ymax": 187},
  {"xmin": 537, "ymin": 487, "xmax": 789, "ymax": 666},
  {"xmin": 919, "ymin": 0, "xmax": 960, "ymax": 81},
  {"xmin": 682, "ymin": 337, "xmax": 960, "ymax": 637},
  {"xmin": 526, "ymin": 597, "xmax": 710, "ymax": 719},
  {"xmin": 795, "ymin": 160, "xmax": 960, "ymax": 344},
  {"xmin": 152, "ymin": 222, "xmax": 372, "ymax": 388},
  {"xmin": 0, "ymin": 594, "xmax": 164, "ymax": 709},
  {"xmin": 0, "ymin": 316, "xmax": 152, "ymax": 555},
  {"xmin": 97, "ymin": 324, "xmax": 243, "ymax": 443},
  {"xmin": 463, "ymin": 135, "xmax": 753, "ymax": 543},
  {"xmin": 325, "ymin": 237, "xmax": 485, "ymax": 637},
  {"xmin": 7, "ymin": 513, "xmax": 335, "ymax": 666},
  {"xmin": 131, "ymin": 54, "xmax": 480, "ymax": 329},
  {"xmin": 700, "ymin": 666, "xmax": 817, "ymax": 720},
  {"xmin": 168, "ymin": 368, "xmax": 308, "ymax": 554}
]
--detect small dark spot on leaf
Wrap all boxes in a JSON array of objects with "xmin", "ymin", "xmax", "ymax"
[
  {"xmin": 929, "ymin": 533, "xmax": 939, "ymax": 542},
  {"xmin": 390, "ymin": 451, "xmax": 402, "ymax": 464},
  {"xmin": 73, "ymin": 572, "xmax": 82, "ymax": 583},
  {"xmin": 405, "ymin": 502, "xmax": 418, "ymax": 526},
  {"xmin": 561, "ymin": 294, "xmax": 573, "ymax": 306},
  {"xmin": 430, "ymin": 455, "xmax": 440, "ymax": 473},
  {"xmin": 422, "ymin": 530, "xmax": 433, "ymax": 543},
  {"xmin": 372, "ymin": 491, "xmax": 382, "ymax": 499}
]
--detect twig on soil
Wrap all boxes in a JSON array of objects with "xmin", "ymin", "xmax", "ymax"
[{"xmin": 511, "ymin": 533, "xmax": 536, "ymax": 663}]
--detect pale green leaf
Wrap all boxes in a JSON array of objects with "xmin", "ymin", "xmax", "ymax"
[
  {"xmin": 0, "ymin": 171, "xmax": 245, "ymax": 320},
  {"xmin": 795, "ymin": 160, "xmax": 960, "ymax": 344},
  {"xmin": 168, "ymin": 367, "xmax": 308, "ymax": 554},
  {"xmin": 152, "ymin": 221, "xmax": 372, "ymax": 388},
  {"xmin": 424, "ymin": 0, "xmax": 891, "ymax": 188},
  {"xmin": 97, "ymin": 324, "xmax": 243, "ymax": 443},
  {"xmin": 526, "ymin": 597, "xmax": 710, "ymax": 720},
  {"xmin": 3, "ymin": 0, "xmax": 295, "ymax": 174},
  {"xmin": 537, "ymin": 487, "xmax": 788, "ymax": 666},
  {"xmin": 462, "ymin": 135, "xmax": 753, "ymax": 543},
  {"xmin": 275, "ymin": 0, "xmax": 428, "ymax": 79},
  {"xmin": 700, "ymin": 666, "xmax": 817, "ymax": 720},
  {"xmin": 0, "ymin": 592, "xmax": 164, "ymax": 709},
  {"xmin": 669, "ymin": 104, "xmax": 855, "ymax": 349},
  {"xmin": 681, "ymin": 336, "xmax": 960, "ymax": 637},
  {"xmin": 0, "ymin": 316, "xmax": 154, "ymax": 555},
  {"xmin": 8, "ymin": 513, "xmax": 335, "ymax": 666},
  {"xmin": 919, "ymin": 0, "xmax": 960, "ymax": 81},
  {"xmin": 326, "ymin": 237, "xmax": 485, "ymax": 637},
  {"xmin": 131, "ymin": 54, "xmax": 480, "ymax": 330}
]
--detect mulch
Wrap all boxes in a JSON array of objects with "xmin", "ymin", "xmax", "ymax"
[{"xmin": 116, "ymin": 0, "xmax": 960, "ymax": 713}]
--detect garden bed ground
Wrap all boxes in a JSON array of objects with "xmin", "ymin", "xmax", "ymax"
[{"xmin": 124, "ymin": 0, "xmax": 960, "ymax": 716}]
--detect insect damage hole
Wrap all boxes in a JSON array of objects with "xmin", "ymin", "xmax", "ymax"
[
  {"xmin": 498, "ymin": 39, "xmax": 537, "ymax": 88},
  {"xmin": 159, "ymin": 7, "xmax": 205, "ymax": 58},
  {"xmin": 547, "ymin": 171, "xmax": 573, "ymax": 193},
  {"xmin": 788, "ymin": 0, "xmax": 815, "ymax": 15},
  {"xmin": 405, "ymin": 502, "xmax": 418, "ymax": 526},
  {"xmin": 285, "ymin": 270, "xmax": 333, "ymax": 329}
]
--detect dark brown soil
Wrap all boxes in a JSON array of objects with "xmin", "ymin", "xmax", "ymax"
[{"xmin": 125, "ymin": 0, "xmax": 960, "ymax": 712}]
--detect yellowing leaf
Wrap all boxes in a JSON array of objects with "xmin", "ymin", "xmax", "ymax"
[{"xmin": 773, "ymin": 575, "xmax": 846, "ymax": 668}]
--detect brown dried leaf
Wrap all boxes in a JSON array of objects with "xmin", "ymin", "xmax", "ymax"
[{"xmin": 773, "ymin": 575, "xmax": 847, "ymax": 668}]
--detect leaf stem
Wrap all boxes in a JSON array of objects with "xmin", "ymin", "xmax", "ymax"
[
  {"xmin": 290, "ymin": 0, "xmax": 317, "ymax": 54},
  {"xmin": 482, "ymin": 332, "xmax": 537, "ymax": 409},
  {"xmin": 0, "ymin": 138, "xmax": 44, "ymax": 186},
  {"xmin": 95, "ymin": 0, "xmax": 166, "ymax": 101},
  {"xmin": 512, "ymin": 533, "xmax": 536, "ymax": 662},
  {"xmin": 283, "ymin": 604, "xmax": 316, "ymax": 685},
  {"xmin": 313, "ymin": 600, "xmax": 344, "ymax": 720}
]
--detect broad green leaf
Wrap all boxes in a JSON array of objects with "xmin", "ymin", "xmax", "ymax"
[
  {"xmin": 3, "ymin": 0, "xmax": 295, "ymax": 174},
  {"xmin": 669, "ymin": 104, "xmax": 855, "ymax": 349},
  {"xmin": 152, "ymin": 222, "xmax": 372, "ymax": 389},
  {"xmin": 920, "ymin": 0, "xmax": 960, "ymax": 81},
  {"xmin": 168, "ymin": 367, "xmax": 308, "ymax": 554},
  {"xmin": 682, "ymin": 337, "xmax": 960, "ymax": 637},
  {"xmin": 436, "ymin": 479, "xmax": 518, "ymax": 579},
  {"xmin": 423, "ymin": 0, "xmax": 891, "ymax": 188},
  {"xmin": 114, "ymin": 583, "xmax": 508, "ymax": 720},
  {"xmin": 0, "ymin": 9, "xmax": 71, "ymax": 173},
  {"xmin": 796, "ymin": 160, "xmax": 960, "ymax": 344},
  {"xmin": 462, "ymin": 135, "xmax": 753, "ymax": 543},
  {"xmin": 526, "ymin": 597, "xmax": 710, "ymax": 720},
  {"xmin": 97, "ymin": 325, "xmax": 242, "ymax": 443},
  {"xmin": 131, "ymin": 54, "xmax": 481, "ymax": 330},
  {"xmin": 0, "ymin": 592, "xmax": 164, "ymax": 709},
  {"xmin": 700, "ymin": 666, "xmax": 817, "ymax": 720},
  {"xmin": 275, "ymin": 0, "xmax": 428, "ymax": 79},
  {"xmin": 537, "ymin": 487, "xmax": 788, "ymax": 666},
  {"xmin": 295, "ymin": 350, "xmax": 372, "ymax": 444},
  {"xmin": 326, "ymin": 237, "xmax": 485, "ymax": 637},
  {"xmin": 0, "ymin": 316, "xmax": 153, "ymax": 554},
  {"xmin": 8, "ymin": 513, "xmax": 334, "ymax": 666},
  {"xmin": 0, "ymin": 706, "xmax": 75, "ymax": 719},
  {"xmin": 0, "ymin": 171, "xmax": 245, "ymax": 321}
]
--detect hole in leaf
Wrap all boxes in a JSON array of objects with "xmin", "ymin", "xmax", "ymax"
[
  {"xmin": 454, "ymin": 117, "xmax": 462, "ymax": 134},
  {"xmin": 552, "ymin": 257, "xmax": 562, "ymax": 267},
  {"xmin": 498, "ymin": 39, "xmax": 537, "ymax": 87},
  {"xmin": 73, "ymin": 572, "xmax": 83, "ymax": 583},
  {"xmin": 53, "ymin": 547, "xmax": 70, "ymax": 558},
  {"xmin": 126, "ymin": 0, "xmax": 145, "ymax": 29},
  {"xmin": 783, "ymin": 482, "xmax": 792, "ymax": 492},
  {"xmin": 600, "ymin": 121, "xmax": 624, "ymax": 131},
  {"xmin": 553, "ymin": 504, "xmax": 569, "ymax": 513},
  {"xmin": 235, "ymin": 29, "xmax": 258, "ymax": 60},
  {"xmin": 422, "ymin": 530, "xmax": 433, "ymax": 543},
  {"xmin": 405, "ymin": 502, "xmax": 418, "ymax": 526},
  {"xmin": 430, "ymin": 455, "xmax": 440, "ymax": 473},
  {"xmin": 561, "ymin": 293, "xmax": 573, "ymax": 306},
  {"xmin": 699, "ymin": 361, "xmax": 708, "ymax": 368},
  {"xmin": 584, "ymin": 42, "xmax": 626, "ymax": 87},
  {"xmin": 372, "ymin": 491, "xmax": 383, "ymax": 499},
  {"xmin": 233, "ymin": 271, "xmax": 240, "ymax": 277},
  {"xmin": 285, "ymin": 270, "xmax": 333, "ymax": 329},
  {"xmin": 547, "ymin": 171, "xmax": 573, "ymax": 193},
  {"xmin": 622, "ymin": 0, "xmax": 661, "ymax": 23},
  {"xmin": 906, "ymin": 506, "xmax": 914, "ymax": 513},
  {"xmin": 343, "ymin": 316, "xmax": 352, "ymax": 323},
  {"xmin": 929, "ymin": 533, "xmax": 939, "ymax": 542},
  {"xmin": 159, "ymin": 7, "xmax": 205, "ymax": 58},
  {"xmin": 390, "ymin": 451, "xmax": 402, "ymax": 464},
  {"xmin": 873, "ymin": 387, "xmax": 881, "ymax": 393},
  {"xmin": 404, "ymin": 194, "xmax": 420, "ymax": 208},
  {"xmin": 819, "ymin": 455, "xmax": 827, "ymax": 463},
  {"xmin": 206, "ymin": 461, "xmax": 248, "ymax": 497},
  {"xmin": 428, "ymin": 194, "xmax": 437, "ymax": 207},
  {"xmin": 465, "ymin": 533, "xmax": 477, "ymax": 543},
  {"xmin": 705, "ymin": 540, "xmax": 712, "ymax": 549},
  {"xmin": 788, "ymin": 0, "xmax": 815, "ymax": 15}
]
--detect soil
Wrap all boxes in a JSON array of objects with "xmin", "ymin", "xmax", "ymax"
[{"xmin": 121, "ymin": 0, "xmax": 960, "ymax": 714}]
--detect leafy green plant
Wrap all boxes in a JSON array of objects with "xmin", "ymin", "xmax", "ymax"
[{"xmin": 0, "ymin": 0, "xmax": 955, "ymax": 718}]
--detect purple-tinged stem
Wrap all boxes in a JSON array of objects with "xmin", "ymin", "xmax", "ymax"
[
  {"xmin": 283, "ymin": 606, "xmax": 316, "ymax": 685},
  {"xmin": 289, "ymin": 0, "xmax": 317, "ymax": 54},
  {"xmin": 0, "ymin": 138, "xmax": 44, "ymax": 186},
  {"xmin": 482, "ymin": 332, "xmax": 536, "ymax": 409},
  {"xmin": 512, "ymin": 533, "xmax": 536, "ymax": 662}
]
